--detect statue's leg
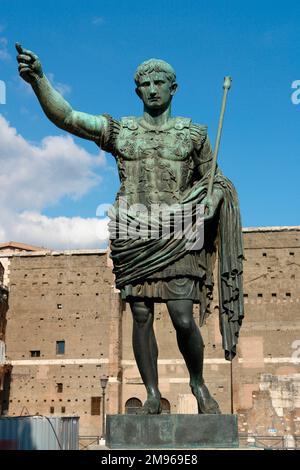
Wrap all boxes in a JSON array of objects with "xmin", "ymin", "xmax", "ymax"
[
  {"xmin": 130, "ymin": 298, "xmax": 162, "ymax": 414},
  {"xmin": 167, "ymin": 299, "xmax": 220, "ymax": 414}
]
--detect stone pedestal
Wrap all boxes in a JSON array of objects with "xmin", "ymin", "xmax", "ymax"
[{"xmin": 106, "ymin": 414, "xmax": 239, "ymax": 449}]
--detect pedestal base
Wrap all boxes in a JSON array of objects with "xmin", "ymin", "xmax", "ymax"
[{"xmin": 106, "ymin": 414, "xmax": 239, "ymax": 449}]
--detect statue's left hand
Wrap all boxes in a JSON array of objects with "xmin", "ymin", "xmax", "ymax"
[{"xmin": 202, "ymin": 188, "xmax": 223, "ymax": 221}]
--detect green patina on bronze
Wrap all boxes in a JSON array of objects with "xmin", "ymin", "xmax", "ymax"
[{"xmin": 16, "ymin": 44, "xmax": 243, "ymax": 416}]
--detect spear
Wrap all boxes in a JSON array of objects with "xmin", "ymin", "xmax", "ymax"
[{"xmin": 206, "ymin": 76, "xmax": 232, "ymax": 201}]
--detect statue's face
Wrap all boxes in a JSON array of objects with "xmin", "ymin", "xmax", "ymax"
[{"xmin": 136, "ymin": 72, "xmax": 177, "ymax": 110}]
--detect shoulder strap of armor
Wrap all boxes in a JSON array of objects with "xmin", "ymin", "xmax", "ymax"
[
  {"xmin": 190, "ymin": 123, "xmax": 208, "ymax": 150},
  {"xmin": 174, "ymin": 117, "xmax": 192, "ymax": 130},
  {"xmin": 121, "ymin": 116, "xmax": 139, "ymax": 131},
  {"xmin": 100, "ymin": 114, "xmax": 120, "ymax": 155}
]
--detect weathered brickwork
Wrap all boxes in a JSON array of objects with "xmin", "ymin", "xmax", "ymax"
[
  {"xmin": 0, "ymin": 272, "xmax": 9, "ymax": 414},
  {"xmin": 1, "ymin": 250, "xmax": 121, "ymax": 435},
  {"xmin": 234, "ymin": 228, "xmax": 300, "ymax": 441},
  {"xmin": 0, "ymin": 227, "xmax": 299, "ymax": 442}
]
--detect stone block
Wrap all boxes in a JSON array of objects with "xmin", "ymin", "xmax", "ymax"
[{"xmin": 106, "ymin": 414, "xmax": 239, "ymax": 449}]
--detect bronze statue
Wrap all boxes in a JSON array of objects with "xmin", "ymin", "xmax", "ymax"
[{"xmin": 16, "ymin": 44, "xmax": 244, "ymax": 415}]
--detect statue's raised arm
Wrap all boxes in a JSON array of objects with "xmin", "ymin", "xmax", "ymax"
[{"xmin": 16, "ymin": 43, "xmax": 106, "ymax": 143}]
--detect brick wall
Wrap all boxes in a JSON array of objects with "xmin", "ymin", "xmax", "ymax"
[{"xmin": 1, "ymin": 228, "xmax": 300, "ymax": 439}]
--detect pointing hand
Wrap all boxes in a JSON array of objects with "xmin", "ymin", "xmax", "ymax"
[{"xmin": 16, "ymin": 42, "xmax": 43, "ymax": 84}]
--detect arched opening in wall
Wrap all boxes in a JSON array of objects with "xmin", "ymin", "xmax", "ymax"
[
  {"xmin": 160, "ymin": 398, "xmax": 171, "ymax": 414},
  {"xmin": 125, "ymin": 397, "xmax": 142, "ymax": 415},
  {"xmin": 0, "ymin": 263, "xmax": 4, "ymax": 285}
]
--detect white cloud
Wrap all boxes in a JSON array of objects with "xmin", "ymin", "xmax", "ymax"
[
  {"xmin": 0, "ymin": 115, "xmax": 105, "ymax": 210},
  {"xmin": 0, "ymin": 115, "xmax": 109, "ymax": 249},
  {"xmin": 48, "ymin": 73, "xmax": 72, "ymax": 97},
  {"xmin": 5, "ymin": 211, "xmax": 109, "ymax": 250},
  {"xmin": 0, "ymin": 37, "xmax": 10, "ymax": 61}
]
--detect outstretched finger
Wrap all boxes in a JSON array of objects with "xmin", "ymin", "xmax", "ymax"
[{"xmin": 15, "ymin": 42, "xmax": 23, "ymax": 54}]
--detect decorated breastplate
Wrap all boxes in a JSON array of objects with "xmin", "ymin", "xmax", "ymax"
[{"xmin": 115, "ymin": 117, "xmax": 195, "ymax": 206}]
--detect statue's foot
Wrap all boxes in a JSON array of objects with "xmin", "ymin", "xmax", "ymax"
[
  {"xmin": 140, "ymin": 395, "xmax": 162, "ymax": 415},
  {"xmin": 191, "ymin": 383, "xmax": 221, "ymax": 414}
]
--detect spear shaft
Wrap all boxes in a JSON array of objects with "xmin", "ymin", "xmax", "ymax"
[{"xmin": 206, "ymin": 76, "xmax": 232, "ymax": 198}]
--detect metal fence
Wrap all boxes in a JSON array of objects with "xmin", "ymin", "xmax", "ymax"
[
  {"xmin": 79, "ymin": 435, "xmax": 100, "ymax": 450},
  {"xmin": 239, "ymin": 434, "xmax": 298, "ymax": 450}
]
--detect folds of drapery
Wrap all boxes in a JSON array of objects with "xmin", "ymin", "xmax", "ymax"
[{"xmin": 109, "ymin": 171, "xmax": 244, "ymax": 360}]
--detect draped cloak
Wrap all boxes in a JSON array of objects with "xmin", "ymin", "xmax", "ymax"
[{"xmin": 99, "ymin": 115, "xmax": 244, "ymax": 360}]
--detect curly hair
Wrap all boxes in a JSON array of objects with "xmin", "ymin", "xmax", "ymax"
[{"xmin": 134, "ymin": 59, "xmax": 176, "ymax": 86}]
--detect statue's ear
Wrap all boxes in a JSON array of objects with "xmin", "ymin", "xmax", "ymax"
[
  {"xmin": 135, "ymin": 87, "xmax": 142, "ymax": 99},
  {"xmin": 170, "ymin": 82, "xmax": 178, "ymax": 96}
]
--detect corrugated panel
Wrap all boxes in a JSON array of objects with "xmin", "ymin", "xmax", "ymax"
[{"xmin": 0, "ymin": 416, "xmax": 79, "ymax": 450}]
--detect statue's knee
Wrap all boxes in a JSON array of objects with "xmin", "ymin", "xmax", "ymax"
[
  {"xmin": 175, "ymin": 317, "xmax": 193, "ymax": 334},
  {"xmin": 168, "ymin": 300, "xmax": 194, "ymax": 334},
  {"xmin": 170, "ymin": 308, "xmax": 194, "ymax": 333}
]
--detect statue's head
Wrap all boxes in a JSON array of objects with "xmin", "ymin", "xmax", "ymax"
[{"xmin": 134, "ymin": 59, "xmax": 178, "ymax": 110}]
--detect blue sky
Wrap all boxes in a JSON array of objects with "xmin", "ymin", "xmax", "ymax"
[{"xmin": 0, "ymin": 0, "xmax": 299, "ymax": 248}]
